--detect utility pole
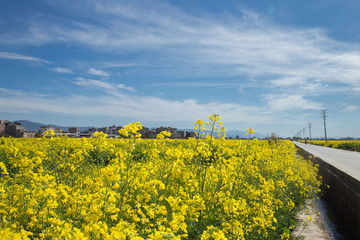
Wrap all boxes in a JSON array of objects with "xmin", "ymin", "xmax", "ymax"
[
  {"xmin": 308, "ymin": 122, "xmax": 312, "ymax": 141},
  {"xmin": 321, "ymin": 109, "xmax": 328, "ymax": 143}
]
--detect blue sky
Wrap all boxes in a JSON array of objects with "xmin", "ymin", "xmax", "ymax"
[{"xmin": 1, "ymin": 0, "xmax": 360, "ymax": 138}]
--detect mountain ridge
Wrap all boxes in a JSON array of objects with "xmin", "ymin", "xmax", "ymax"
[{"xmin": 16, "ymin": 120, "xmax": 92, "ymax": 132}]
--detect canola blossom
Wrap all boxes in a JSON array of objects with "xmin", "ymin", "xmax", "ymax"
[
  {"xmin": 0, "ymin": 115, "xmax": 320, "ymax": 239},
  {"xmin": 304, "ymin": 140, "xmax": 360, "ymax": 152}
]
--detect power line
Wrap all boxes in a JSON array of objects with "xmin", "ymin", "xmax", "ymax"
[
  {"xmin": 327, "ymin": 79, "xmax": 360, "ymax": 115},
  {"xmin": 293, "ymin": 80, "xmax": 360, "ymax": 139}
]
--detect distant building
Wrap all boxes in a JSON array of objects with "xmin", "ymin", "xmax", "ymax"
[
  {"xmin": 40, "ymin": 125, "xmax": 55, "ymax": 134},
  {"xmin": 40, "ymin": 125, "xmax": 61, "ymax": 135},
  {"xmin": 186, "ymin": 131, "xmax": 195, "ymax": 138},
  {"xmin": 147, "ymin": 130, "xmax": 157, "ymax": 139},
  {"xmin": 0, "ymin": 120, "xmax": 8, "ymax": 136},
  {"xmin": 87, "ymin": 128, "xmax": 97, "ymax": 134},
  {"xmin": 129, "ymin": 126, "xmax": 195, "ymax": 139},
  {"xmin": 139, "ymin": 127, "xmax": 149, "ymax": 138},
  {"xmin": 108, "ymin": 125, "xmax": 122, "ymax": 135},
  {"xmin": 8, "ymin": 123, "xmax": 26, "ymax": 137},
  {"xmin": 177, "ymin": 131, "xmax": 187, "ymax": 139},
  {"xmin": 156, "ymin": 127, "xmax": 178, "ymax": 139},
  {"xmin": 97, "ymin": 127, "xmax": 108, "ymax": 134},
  {"xmin": 0, "ymin": 120, "xmax": 26, "ymax": 137},
  {"xmin": 68, "ymin": 127, "xmax": 80, "ymax": 136},
  {"xmin": 23, "ymin": 131, "xmax": 36, "ymax": 138}
]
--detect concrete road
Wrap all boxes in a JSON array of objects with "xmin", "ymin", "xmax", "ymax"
[{"xmin": 293, "ymin": 141, "xmax": 360, "ymax": 182}]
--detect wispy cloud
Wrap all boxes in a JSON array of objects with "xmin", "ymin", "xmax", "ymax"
[
  {"xmin": 270, "ymin": 77, "xmax": 307, "ymax": 87},
  {"xmin": 0, "ymin": 86, "xmax": 273, "ymax": 125},
  {"xmin": 116, "ymin": 83, "xmax": 135, "ymax": 92},
  {"xmin": 269, "ymin": 76, "xmax": 325, "ymax": 94},
  {"xmin": 3, "ymin": 0, "xmax": 360, "ymax": 83},
  {"xmin": 87, "ymin": 68, "xmax": 110, "ymax": 77},
  {"xmin": 0, "ymin": 52, "xmax": 50, "ymax": 64},
  {"xmin": 0, "ymin": 87, "xmax": 49, "ymax": 98},
  {"xmin": 264, "ymin": 94, "xmax": 323, "ymax": 111},
  {"xmin": 74, "ymin": 77, "xmax": 135, "ymax": 92},
  {"xmin": 53, "ymin": 67, "xmax": 73, "ymax": 73},
  {"xmin": 344, "ymin": 105, "xmax": 358, "ymax": 113},
  {"xmin": 102, "ymin": 62, "xmax": 141, "ymax": 68},
  {"xmin": 2, "ymin": 1, "xmax": 360, "ymax": 86},
  {"xmin": 150, "ymin": 81, "xmax": 233, "ymax": 88},
  {"xmin": 75, "ymin": 77, "xmax": 113, "ymax": 90}
]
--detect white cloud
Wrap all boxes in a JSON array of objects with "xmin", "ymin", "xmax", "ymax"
[
  {"xmin": 53, "ymin": 67, "xmax": 73, "ymax": 73},
  {"xmin": 270, "ymin": 77, "xmax": 306, "ymax": 87},
  {"xmin": 344, "ymin": 105, "xmax": 358, "ymax": 113},
  {"xmin": 265, "ymin": 94, "xmax": 323, "ymax": 111},
  {"xmin": 74, "ymin": 77, "xmax": 135, "ymax": 92},
  {"xmin": 0, "ymin": 52, "xmax": 50, "ymax": 64},
  {"xmin": 2, "ymin": 1, "xmax": 360, "ymax": 130},
  {"xmin": 75, "ymin": 77, "xmax": 113, "ymax": 89},
  {"xmin": 2, "ymin": 1, "xmax": 360, "ymax": 86},
  {"xmin": 116, "ymin": 83, "xmax": 135, "ymax": 92},
  {"xmin": 269, "ymin": 77, "xmax": 325, "ymax": 94},
  {"xmin": 103, "ymin": 62, "xmax": 140, "ymax": 68},
  {"xmin": 0, "ymin": 87, "xmax": 273, "ymax": 124},
  {"xmin": 151, "ymin": 81, "xmax": 231, "ymax": 88},
  {"xmin": 87, "ymin": 68, "xmax": 110, "ymax": 77}
]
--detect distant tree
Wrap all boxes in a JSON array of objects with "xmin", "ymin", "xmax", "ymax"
[{"xmin": 268, "ymin": 132, "xmax": 280, "ymax": 145}]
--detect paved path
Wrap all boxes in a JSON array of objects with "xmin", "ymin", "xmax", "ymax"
[{"xmin": 293, "ymin": 141, "xmax": 360, "ymax": 182}]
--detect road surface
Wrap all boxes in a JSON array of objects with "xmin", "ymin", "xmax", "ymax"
[{"xmin": 293, "ymin": 141, "xmax": 360, "ymax": 182}]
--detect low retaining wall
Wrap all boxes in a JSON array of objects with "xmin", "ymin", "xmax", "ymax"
[{"xmin": 296, "ymin": 146, "xmax": 360, "ymax": 240}]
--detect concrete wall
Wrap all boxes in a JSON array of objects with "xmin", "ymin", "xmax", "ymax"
[{"xmin": 296, "ymin": 147, "xmax": 360, "ymax": 239}]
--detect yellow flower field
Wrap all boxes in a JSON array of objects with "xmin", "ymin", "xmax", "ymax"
[
  {"xmin": 0, "ymin": 116, "xmax": 320, "ymax": 239},
  {"xmin": 305, "ymin": 140, "xmax": 360, "ymax": 152}
]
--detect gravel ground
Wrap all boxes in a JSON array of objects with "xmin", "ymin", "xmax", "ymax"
[{"xmin": 292, "ymin": 199, "xmax": 331, "ymax": 240}]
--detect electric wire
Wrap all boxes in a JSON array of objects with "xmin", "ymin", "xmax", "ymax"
[{"xmin": 293, "ymin": 79, "xmax": 360, "ymax": 138}]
